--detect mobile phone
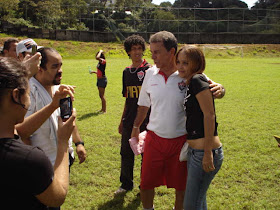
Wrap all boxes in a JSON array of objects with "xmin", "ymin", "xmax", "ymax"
[
  {"xmin": 60, "ymin": 97, "xmax": 72, "ymax": 120},
  {"xmin": 274, "ymin": 135, "xmax": 280, "ymax": 144},
  {"xmin": 31, "ymin": 45, "xmax": 37, "ymax": 55}
]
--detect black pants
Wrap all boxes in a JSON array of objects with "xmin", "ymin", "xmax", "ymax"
[{"xmin": 120, "ymin": 127, "xmax": 136, "ymax": 190}]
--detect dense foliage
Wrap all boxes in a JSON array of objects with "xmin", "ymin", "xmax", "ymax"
[{"xmin": 0, "ymin": 0, "xmax": 279, "ymax": 33}]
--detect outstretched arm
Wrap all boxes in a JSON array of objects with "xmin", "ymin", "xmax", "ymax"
[{"xmin": 16, "ymin": 85, "xmax": 75, "ymax": 140}]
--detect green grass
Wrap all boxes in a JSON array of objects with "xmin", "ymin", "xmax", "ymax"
[
  {"xmin": 1, "ymin": 33, "xmax": 280, "ymax": 59},
  {"xmin": 60, "ymin": 56, "xmax": 280, "ymax": 210},
  {"xmin": 1, "ymin": 33, "xmax": 279, "ymax": 209}
]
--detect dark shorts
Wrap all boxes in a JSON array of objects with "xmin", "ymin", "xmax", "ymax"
[{"xmin": 97, "ymin": 77, "xmax": 107, "ymax": 88}]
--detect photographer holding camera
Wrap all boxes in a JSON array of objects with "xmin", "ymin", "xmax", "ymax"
[
  {"xmin": 0, "ymin": 57, "xmax": 76, "ymax": 209},
  {"xmin": 16, "ymin": 47, "xmax": 86, "ymax": 166}
]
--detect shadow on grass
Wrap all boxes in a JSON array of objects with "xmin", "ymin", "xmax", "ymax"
[
  {"xmin": 78, "ymin": 111, "xmax": 103, "ymax": 121},
  {"xmin": 95, "ymin": 193, "xmax": 141, "ymax": 210}
]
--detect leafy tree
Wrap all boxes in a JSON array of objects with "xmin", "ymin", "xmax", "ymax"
[
  {"xmin": 253, "ymin": 0, "xmax": 280, "ymax": 9},
  {"xmin": 115, "ymin": 0, "xmax": 146, "ymax": 8},
  {"xmin": 59, "ymin": 0, "xmax": 88, "ymax": 29},
  {"xmin": 147, "ymin": 8, "xmax": 179, "ymax": 32},
  {"xmin": 36, "ymin": 0, "xmax": 62, "ymax": 29},
  {"xmin": 0, "ymin": 0, "xmax": 19, "ymax": 20},
  {"xmin": 157, "ymin": 1, "xmax": 173, "ymax": 7},
  {"xmin": 173, "ymin": 0, "xmax": 248, "ymax": 8}
]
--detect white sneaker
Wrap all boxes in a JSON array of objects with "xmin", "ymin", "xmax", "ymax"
[{"xmin": 114, "ymin": 187, "xmax": 127, "ymax": 195}]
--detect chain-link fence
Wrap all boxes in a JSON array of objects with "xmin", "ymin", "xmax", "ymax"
[
  {"xmin": 3, "ymin": 5, "xmax": 279, "ymax": 43},
  {"xmin": 53, "ymin": 6, "xmax": 280, "ymax": 35}
]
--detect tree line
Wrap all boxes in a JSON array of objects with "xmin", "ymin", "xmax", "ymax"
[{"xmin": 0, "ymin": 0, "xmax": 279, "ymax": 33}]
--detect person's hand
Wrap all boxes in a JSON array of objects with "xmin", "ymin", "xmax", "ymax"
[
  {"xmin": 202, "ymin": 151, "xmax": 215, "ymax": 173},
  {"xmin": 57, "ymin": 109, "xmax": 76, "ymax": 143},
  {"xmin": 76, "ymin": 144, "xmax": 86, "ymax": 164},
  {"xmin": 118, "ymin": 122, "xmax": 123, "ymax": 134},
  {"xmin": 209, "ymin": 81, "xmax": 225, "ymax": 99},
  {"xmin": 51, "ymin": 85, "xmax": 76, "ymax": 109},
  {"xmin": 22, "ymin": 52, "xmax": 42, "ymax": 78}
]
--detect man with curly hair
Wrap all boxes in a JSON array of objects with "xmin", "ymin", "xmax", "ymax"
[{"xmin": 115, "ymin": 35, "xmax": 151, "ymax": 195}]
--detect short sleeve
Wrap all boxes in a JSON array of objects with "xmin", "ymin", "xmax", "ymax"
[
  {"xmin": 137, "ymin": 68, "xmax": 152, "ymax": 108},
  {"xmin": 190, "ymin": 74, "xmax": 210, "ymax": 96},
  {"xmin": 25, "ymin": 147, "xmax": 54, "ymax": 195}
]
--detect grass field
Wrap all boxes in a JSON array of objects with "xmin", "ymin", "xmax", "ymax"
[
  {"xmin": 58, "ymin": 55, "xmax": 280, "ymax": 210},
  {"xmin": 1, "ymin": 34, "xmax": 279, "ymax": 209}
]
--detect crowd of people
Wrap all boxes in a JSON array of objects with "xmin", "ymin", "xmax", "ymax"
[
  {"xmin": 0, "ymin": 37, "xmax": 86, "ymax": 210},
  {"xmin": 0, "ymin": 31, "xmax": 226, "ymax": 210}
]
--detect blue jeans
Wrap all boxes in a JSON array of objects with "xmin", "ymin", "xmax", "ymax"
[{"xmin": 184, "ymin": 146, "xmax": 224, "ymax": 210}]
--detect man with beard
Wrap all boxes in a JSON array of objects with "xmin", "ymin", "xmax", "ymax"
[{"xmin": 16, "ymin": 47, "xmax": 86, "ymax": 174}]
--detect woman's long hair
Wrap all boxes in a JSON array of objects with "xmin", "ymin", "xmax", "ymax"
[{"xmin": 0, "ymin": 57, "xmax": 29, "ymax": 107}]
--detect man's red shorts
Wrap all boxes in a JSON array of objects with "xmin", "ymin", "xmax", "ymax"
[{"xmin": 140, "ymin": 131, "xmax": 187, "ymax": 191}]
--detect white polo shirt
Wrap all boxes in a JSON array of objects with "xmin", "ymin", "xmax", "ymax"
[
  {"xmin": 26, "ymin": 78, "xmax": 74, "ymax": 166},
  {"xmin": 138, "ymin": 66, "xmax": 187, "ymax": 138}
]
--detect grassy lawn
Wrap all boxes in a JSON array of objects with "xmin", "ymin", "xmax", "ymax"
[
  {"xmin": 1, "ymin": 34, "xmax": 279, "ymax": 209},
  {"xmin": 60, "ymin": 56, "xmax": 280, "ymax": 210}
]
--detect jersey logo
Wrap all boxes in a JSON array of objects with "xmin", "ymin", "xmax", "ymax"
[
  {"xmin": 126, "ymin": 86, "xmax": 142, "ymax": 98},
  {"xmin": 178, "ymin": 80, "xmax": 186, "ymax": 91},
  {"xmin": 137, "ymin": 71, "xmax": 145, "ymax": 81}
]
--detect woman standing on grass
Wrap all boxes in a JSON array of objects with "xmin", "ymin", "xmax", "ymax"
[
  {"xmin": 176, "ymin": 45, "xmax": 224, "ymax": 210},
  {"xmin": 90, "ymin": 50, "xmax": 107, "ymax": 113}
]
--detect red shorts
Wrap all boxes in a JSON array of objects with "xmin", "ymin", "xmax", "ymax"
[{"xmin": 140, "ymin": 131, "xmax": 187, "ymax": 191}]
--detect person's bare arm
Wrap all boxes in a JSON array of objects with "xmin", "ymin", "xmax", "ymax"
[
  {"xmin": 130, "ymin": 106, "xmax": 150, "ymax": 140},
  {"xmin": 35, "ymin": 110, "xmax": 76, "ymax": 207},
  {"xmin": 95, "ymin": 50, "xmax": 103, "ymax": 62},
  {"xmin": 16, "ymin": 102, "xmax": 58, "ymax": 140},
  {"xmin": 196, "ymin": 89, "xmax": 216, "ymax": 172},
  {"xmin": 118, "ymin": 101, "xmax": 127, "ymax": 134},
  {"xmin": 16, "ymin": 85, "xmax": 75, "ymax": 140},
  {"xmin": 22, "ymin": 52, "xmax": 41, "ymax": 78},
  {"xmin": 72, "ymin": 125, "xmax": 86, "ymax": 164}
]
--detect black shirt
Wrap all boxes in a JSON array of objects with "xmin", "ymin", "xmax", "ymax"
[
  {"xmin": 122, "ymin": 60, "xmax": 151, "ymax": 131},
  {"xmin": 0, "ymin": 135, "xmax": 54, "ymax": 209},
  {"xmin": 184, "ymin": 74, "xmax": 218, "ymax": 139},
  {"xmin": 97, "ymin": 59, "xmax": 106, "ymax": 78}
]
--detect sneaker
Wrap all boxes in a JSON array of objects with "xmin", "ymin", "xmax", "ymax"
[{"xmin": 114, "ymin": 187, "xmax": 127, "ymax": 195}]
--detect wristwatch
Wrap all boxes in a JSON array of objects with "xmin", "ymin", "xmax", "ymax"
[{"xmin": 75, "ymin": 141, "xmax": 84, "ymax": 147}]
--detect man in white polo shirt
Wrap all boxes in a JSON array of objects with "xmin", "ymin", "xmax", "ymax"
[{"xmin": 131, "ymin": 31, "xmax": 225, "ymax": 210}]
